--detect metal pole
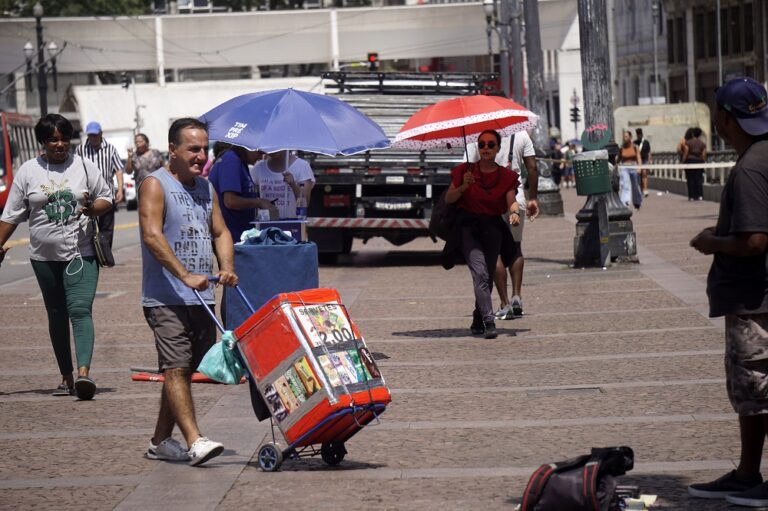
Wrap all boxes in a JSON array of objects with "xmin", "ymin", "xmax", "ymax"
[
  {"xmin": 652, "ymin": 0, "xmax": 659, "ymax": 99},
  {"xmin": 155, "ymin": 17, "xmax": 166, "ymax": 87},
  {"xmin": 499, "ymin": 0, "xmax": 511, "ymax": 97},
  {"xmin": 576, "ymin": 0, "xmax": 614, "ymax": 137},
  {"xmin": 330, "ymin": 9, "xmax": 340, "ymax": 71},
  {"xmin": 486, "ymin": 25, "xmax": 494, "ymax": 72},
  {"xmin": 716, "ymin": 0, "xmax": 722, "ymax": 86},
  {"xmin": 523, "ymin": 0, "xmax": 549, "ymax": 150},
  {"xmin": 508, "ymin": 0, "xmax": 523, "ymax": 101},
  {"xmin": 35, "ymin": 14, "xmax": 47, "ymax": 116}
]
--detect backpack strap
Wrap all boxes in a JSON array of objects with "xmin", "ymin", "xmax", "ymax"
[
  {"xmin": 583, "ymin": 460, "xmax": 601, "ymax": 511},
  {"xmin": 521, "ymin": 463, "xmax": 556, "ymax": 511}
]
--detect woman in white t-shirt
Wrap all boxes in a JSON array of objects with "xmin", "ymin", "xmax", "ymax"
[{"xmin": 250, "ymin": 151, "xmax": 315, "ymax": 219}]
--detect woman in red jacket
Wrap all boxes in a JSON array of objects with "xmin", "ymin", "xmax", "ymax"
[{"xmin": 443, "ymin": 129, "xmax": 521, "ymax": 339}]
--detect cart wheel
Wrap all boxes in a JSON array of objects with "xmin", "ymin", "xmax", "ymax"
[
  {"xmin": 258, "ymin": 443, "xmax": 283, "ymax": 472},
  {"xmin": 320, "ymin": 441, "xmax": 347, "ymax": 466}
]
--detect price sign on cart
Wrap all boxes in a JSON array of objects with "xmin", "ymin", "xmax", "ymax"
[{"xmin": 293, "ymin": 303, "xmax": 356, "ymax": 347}]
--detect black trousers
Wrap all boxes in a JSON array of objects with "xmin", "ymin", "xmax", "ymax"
[{"xmin": 685, "ymin": 168, "xmax": 704, "ymax": 200}]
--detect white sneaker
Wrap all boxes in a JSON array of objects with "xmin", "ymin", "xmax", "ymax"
[
  {"xmin": 146, "ymin": 437, "xmax": 189, "ymax": 461},
  {"xmin": 511, "ymin": 296, "xmax": 524, "ymax": 317},
  {"xmin": 494, "ymin": 305, "xmax": 514, "ymax": 320},
  {"xmin": 188, "ymin": 436, "xmax": 224, "ymax": 466}
]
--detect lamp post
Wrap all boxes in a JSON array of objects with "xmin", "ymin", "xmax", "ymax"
[
  {"xmin": 651, "ymin": 0, "xmax": 659, "ymax": 101},
  {"xmin": 482, "ymin": 0, "xmax": 511, "ymax": 97},
  {"xmin": 483, "ymin": 0, "xmax": 495, "ymax": 73},
  {"xmin": 33, "ymin": 2, "xmax": 47, "ymax": 116}
]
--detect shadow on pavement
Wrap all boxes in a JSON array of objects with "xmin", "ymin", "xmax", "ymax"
[
  {"xmin": 249, "ymin": 458, "xmax": 386, "ymax": 472},
  {"xmin": 0, "ymin": 386, "xmax": 116, "ymax": 397},
  {"xmin": 328, "ymin": 250, "xmax": 444, "ymax": 268},
  {"xmin": 525, "ymin": 256, "xmax": 574, "ymax": 265},
  {"xmin": 391, "ymin": 328, "xmax": 529, "ymax": 338}
]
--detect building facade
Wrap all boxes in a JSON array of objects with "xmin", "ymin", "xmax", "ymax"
[{"xmin": 664, "ymin": 0, "xmax": 767, "ymax": 114}]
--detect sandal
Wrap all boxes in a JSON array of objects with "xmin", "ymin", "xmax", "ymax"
[
  {"xmin": 52, "ymin": 383, "xmax": 73, "ymax": 396},
  {"xmin": 74, "ymin": 376, "xmax": 96, "ymax": 400}
]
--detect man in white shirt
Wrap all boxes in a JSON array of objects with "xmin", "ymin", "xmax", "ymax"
[
  {"xmin": 251, "ymin": 151, "xmax": 315, "ymax": 219},
  {"xmin": 466, "ymin": 130, "xmax": 539, "ymax": 318}
]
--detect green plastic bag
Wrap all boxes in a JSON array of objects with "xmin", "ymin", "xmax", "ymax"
[{"xmin": 197, "ymin": 331, "xmax": 244, "ymax": 385}]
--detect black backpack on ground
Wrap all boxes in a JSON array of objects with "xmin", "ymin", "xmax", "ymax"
[{"xmin": 520, "ymin": 446, "xmax": 634, "ymax": 511}]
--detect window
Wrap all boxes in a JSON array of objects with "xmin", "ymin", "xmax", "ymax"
[
  {"xmin": 675, "ymin": 16, "xmax": 686, "ymax": 63},
  {"xmin": 707, "ymin": 10, "xmax": 717, "ymax": 58},
  {"xmin": 694, "ymin": 12, "xmax": 705, "ymax": 59},
  {"xmin": 744, "ymin": 3, "xmax": 754, "ymax": 52},
  {"xmin": 667, "ymin": 18, "xmax": 675, "ymax": 63},
  {"xmin": 730, "ymin": 6, "xmax": 741, "ymax": 54}
]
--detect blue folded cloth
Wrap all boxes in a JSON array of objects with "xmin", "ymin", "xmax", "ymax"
[{"xmin": 240, "ymin": 227, "xmax": 297, "ymax": 245}]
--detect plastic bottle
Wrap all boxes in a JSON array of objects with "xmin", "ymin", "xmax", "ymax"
[{"xmin": 296, "ymin": 183, "xmax": 307, "ymax": 220}]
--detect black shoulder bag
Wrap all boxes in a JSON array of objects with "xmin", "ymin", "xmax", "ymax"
[
  {"xmin": 81, "ymin": 158, "xmax": 115, "ymax": 268},
  {"xmin": 429, "ymin": 164, "xmax": 470, "ymax": 242}
]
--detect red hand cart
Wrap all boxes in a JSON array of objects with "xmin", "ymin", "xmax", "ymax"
[{"xmin": 196, "ymin": 284, "xmax": 390, "ymax": 471}]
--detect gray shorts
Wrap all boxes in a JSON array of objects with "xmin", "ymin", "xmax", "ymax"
[
  {"xmin": 143, "ymin": 305, "xmax": 216, "ymax": 371},
  {"xmin": 725, "ymin": 313, "xmax": 768, "ymax": 416}
]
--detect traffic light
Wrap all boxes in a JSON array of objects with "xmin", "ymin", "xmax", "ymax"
[
  {"xmin": 570, "ymin": 106, "xmax": 581, "ymax": 124},
  {"xmin": 367, "ymin": 52, "xmax": 379, "ymax": 71}
]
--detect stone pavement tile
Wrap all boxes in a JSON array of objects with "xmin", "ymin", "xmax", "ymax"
[
  {"xmin": 379, "ymin": 355, "xmax": 723, "ymax": 388},
  {"xmin": 221, "ymin": 474, "xmax": 517, "ymax": 511},
  {"xmin": 331, "ymin": 421, "xmax": 740, "ymax": 469},
  {"xmin": 0, "ymin": 394, "xmax": 221, "ymax": 433},
  {"xmin": 349, "ymin": 290, "xmax": 685, "ymax": 317},
  {"xmin": 0, "ymin": 435, "xmax": 155, "ymax": 479},
  {"xmin": 355, "ymin": 308, "xmax": 711, "ymax": 339},
  {"xmin": 625, "ymin": 470, "xmax": 738, "ymax": 511},
  {"xmin": 373, "ymin": 328, "xmax": 723, "ymax": 359},
  {"xmin": 0, "ymin": 346, "xmax": 157, "ymax": 371},
  {"xmin": 385, "ymin": 383, "xmax": 733, "ymax": 421},
  {"xmin": 0, "ymin": 485, "xmax": 134, "ymax": 511}
]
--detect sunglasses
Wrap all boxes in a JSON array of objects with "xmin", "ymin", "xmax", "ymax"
[{"xmin": 477, "ymin": 141, "xmax": 497, "ymax": 149}]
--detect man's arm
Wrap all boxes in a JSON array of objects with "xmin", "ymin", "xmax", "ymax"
[
  {"xmin": 139, "ymin": 177, "xmax": 208, "ymax": 291},
  {"xmin": 115, "ymin": 170, "xmax": 124, "ymax": 203},
  {"xmin": 523, "ymin": 155, "xmax": 539, "ymax": 219},
  {"xmin": 0, "ymin": 221, "xmax": 18, "ymax": 267},
  {"xmin": 690, "ymin": 231, "xmax": 768, "ymax": 257},
  {"xmin": 221, "ymin": 191, "xmax": 278, "ymax": 214},
  {"xmin": 210, "ymin": 192, "xmax": 238, "ymax": 287}
]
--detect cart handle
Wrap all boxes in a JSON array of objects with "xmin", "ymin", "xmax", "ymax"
[{"xmin": 191, "ymin": 277, "xmax": 255, "ymax": 334}]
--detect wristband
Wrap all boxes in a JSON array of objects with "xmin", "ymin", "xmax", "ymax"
[{"xmin": 511, "ymin": 211, "xmax": 520, "ymax": 216}]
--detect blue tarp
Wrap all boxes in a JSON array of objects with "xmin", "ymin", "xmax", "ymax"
[{"xmin": 225, "ymin": 242, "xmax": 319, "ymax": 329}]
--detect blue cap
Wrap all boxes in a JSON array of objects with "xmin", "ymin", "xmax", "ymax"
[
  {"xmin": 85, "ymin": 121, "xmax": 102, "ymax": 135},
  {"xmin": 715, "ymin": 77, "xmax": 768, "ymax": 136}
]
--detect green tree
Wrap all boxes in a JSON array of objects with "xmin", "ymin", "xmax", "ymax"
[{"xmin": 1, "ymin": 0, "xmax": 148, "ymax": 17}]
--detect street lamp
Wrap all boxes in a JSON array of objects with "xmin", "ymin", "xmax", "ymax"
[
  {"xmin": 23, "ymin": 41, "xmax": 34, "ymax": 92},
  {"xmin": 47, "ymin": 41, "xmax": 60, "ymax": 93},
  {"xmin": 483, "ymin": 0, "xmax": 495, "ymax": 72},
  {"xmin": 482, "ymin": 0, "xmax": 511, "ymax": 97},
  {"xmin": 32, "ymin": 1, "xmax": 48, "ymax": 116}
]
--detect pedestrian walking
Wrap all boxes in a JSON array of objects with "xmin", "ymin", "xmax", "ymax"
[
  {"xmin": 561, "ymin": 142, "xmax": 576, "ymax": 189},
  {"xmin": 634, "ymin": 128, "xmax": 652, "ymax": 197},
  {"xmin": 441, "ymin": 129, "xmax": 520, "ymax": 339},
  {"xmin": 491, "ymin": 130, "xmax": 539, "ymax": 320},
  {"xmin": 619, "ymin": 131, "xmax": 643, "ymax": 210},
  {"xmin": 75, "ymin": 122, "xmax": 124, "ymax": 248},
  {"xmin": 125, "ymin": 133, "xmax": 164, "ymax": 190},
  {"xmin": 682, "ymin": 127, "xmax": 707, "ymax": 201},
  {"xmin": 139, "ymin": 117, "xmax": 238, "ymax": 466},
  {"xmin": 688, "ymin": 77, "xmax": 768, "ymax": 508},
  {"xmin": 208, "ymin": 142, "xmax": 277, "ymax": 242},
  {"xmin": 0, "ymin": 114, "xmax": 112, "ymax": 399}
]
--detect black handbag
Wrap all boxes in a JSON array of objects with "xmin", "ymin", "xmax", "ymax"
[
  {"xmin": 91, "ymin": 218, "xmax": 115, "ymax": 268},
  {"xmin": 429, "ymin": 164, "xmax": 470, "ymax": 241}
]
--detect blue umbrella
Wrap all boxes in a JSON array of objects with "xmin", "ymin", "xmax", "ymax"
[{"xmin": 200, "ymin": 88, "xmax": 390, "ymax": 156}]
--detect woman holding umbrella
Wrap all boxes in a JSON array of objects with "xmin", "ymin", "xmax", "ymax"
[{"xmin": 443, "ymin": 129, "xmax": 521, "ymax": 339}]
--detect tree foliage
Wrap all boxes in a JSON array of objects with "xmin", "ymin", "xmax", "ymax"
[{"xmin": 1, "ymin": 0, "xmax": 148, "ymax": 17}]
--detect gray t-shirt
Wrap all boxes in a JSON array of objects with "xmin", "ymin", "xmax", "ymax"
[
  {"xmin": 707, "ymin": 140, "xmax": 768, "ymax": 316},
  {"xmin": 1, "ymin": 154, "xmax": 112, "ymax": 261}
]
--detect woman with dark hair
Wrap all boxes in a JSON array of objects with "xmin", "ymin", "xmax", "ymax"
[
  {"xmin": 619, "ymin": 130, "xmax": 643, "ymax": 210},
  {"xmin": 683, "ymin": 127, "xmax": 707, "ymax": 201},
  {"xmin": 0, "ymin": 113, "xmax": 112, "ymax": 399},
  {"xmin": 207, "ymin": 142, "xmax": 277, "ymax": 241},
  {"xmin": 442, "ymin": 129, "xmax": 521, "ymax": 339},
  {"xmin": 125, "ymin": 132, "xmax": 164, "ymax": 189}
]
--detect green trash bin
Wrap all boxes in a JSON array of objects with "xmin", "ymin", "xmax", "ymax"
[{"xmin": 573, "ymin": 150, "xmax": 611, "ymax": 196}]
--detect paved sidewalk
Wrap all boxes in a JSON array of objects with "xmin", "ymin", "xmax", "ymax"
[{"xmin": 0, "ymin": 187, "xmax": 750, "ymax": 510}]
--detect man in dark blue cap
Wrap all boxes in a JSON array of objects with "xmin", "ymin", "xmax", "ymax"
[
  {"xmin": 688, "ymin": 77, "xmax": 768, "ymax": 507},
  {"xmin": 76, "ymin": 121, "xmax": 124, "ymax": 248}
]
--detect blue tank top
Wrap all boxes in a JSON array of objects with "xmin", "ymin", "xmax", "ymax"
[{"xmin": 141, "ymin": 168, "xmax": 215, "ymax": 306}]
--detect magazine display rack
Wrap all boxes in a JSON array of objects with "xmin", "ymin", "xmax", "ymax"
[{"xmin": 232, "ymin": 288, "xmax": 391, "ymax": 471}]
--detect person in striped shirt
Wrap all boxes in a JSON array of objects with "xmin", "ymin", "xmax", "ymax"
[{"xmin": 76, "ymin": 122, "xmax": 125, "ymax": 249}]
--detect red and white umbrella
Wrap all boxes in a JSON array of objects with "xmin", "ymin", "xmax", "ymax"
[{"xmin": 393, "ymin": 95, "xmax": 539, "ymax": 150}]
